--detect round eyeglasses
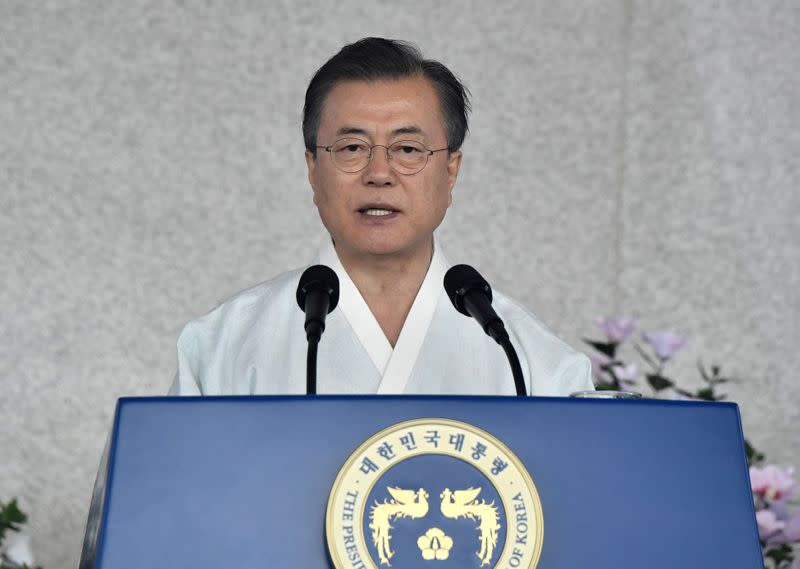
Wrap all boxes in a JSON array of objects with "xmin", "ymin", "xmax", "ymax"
[{"xmin": 315, "ymin": 137, "xmax": 450, "ymax": 175}]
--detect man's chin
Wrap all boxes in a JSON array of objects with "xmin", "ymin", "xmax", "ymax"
[{"xmin": 334, "ymin": 236, "xmax": 432, "ymax": 263}]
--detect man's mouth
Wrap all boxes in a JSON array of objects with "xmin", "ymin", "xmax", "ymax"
[
  {"xmin": 358, "ymin": 205, "xmax": 399, "ymax": 217},
  {"xmin": 360, "ymin": 208, "xmax": 395, "ymax": 217}
]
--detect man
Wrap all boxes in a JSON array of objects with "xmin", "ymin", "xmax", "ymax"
[{"xmin": 170, "ymin": 38, "xmax": 592, "ymax": 396}]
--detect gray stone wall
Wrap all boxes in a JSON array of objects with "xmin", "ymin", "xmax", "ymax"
[{"xmin": 1, "ymin": 1, "xmax": 798, "ymax": 567}]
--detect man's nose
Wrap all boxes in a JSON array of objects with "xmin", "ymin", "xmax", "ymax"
[{"xmin": 363, "ymin": 145, "xmax": 395, "ymax": 185}]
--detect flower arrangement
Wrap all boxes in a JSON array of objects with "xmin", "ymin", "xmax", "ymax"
[
  {"xmin": 0, "ymin": 499, "xmax": 41, "ymax": 569},
  {"xmin": 585, "ymin": 316, "xmax": 800, "ymax": 569}
]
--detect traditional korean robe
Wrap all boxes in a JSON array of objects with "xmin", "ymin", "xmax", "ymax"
[{"xmin": 170, "ymin": 240, "xmax": 592, "ymax": 396}]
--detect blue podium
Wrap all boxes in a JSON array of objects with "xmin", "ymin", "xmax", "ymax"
[{"xmin": 79, "ymin": 395, "xmax": 763, "ymax": 569}]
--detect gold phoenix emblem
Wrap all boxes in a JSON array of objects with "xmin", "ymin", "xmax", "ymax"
[
  {"xmin": 369, "ymin": 487, "xmax": 429, "ymax": 565},
  {"xmin": 370, "ymin": 486, "xmax": 500, "ymax": 566},
  {"xmin": 441, "ymin": 487, "xmax": 500, "ymax": 566},
  {"xmin": 326, "ymin": 418, "xmax": 544, "ymax": 569}
]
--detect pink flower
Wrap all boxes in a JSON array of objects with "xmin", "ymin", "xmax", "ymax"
[
  {"xmin": 785, "ymin": 512, "xmax": 800, "ymax": 542},
  {"xmin": 773, "ymin": 511, "xmax": 800, "ymax": 544},
  {"xmin": 643, "ymin": 330, "xmax": 688, "ymax": 360},
  {"xmin": 596, "ymin": 316, "xmax": 636, "ymax": 343},
  {"xmin": 589, "ymin": 352, "xmax": 637, "ymax": 388},
  {"xmin": 589, "ymin": 352, "xmax": 613, "ymax": 384},
  {"xmin": 613, "ymin": 363, "xmax": 638, "ymax": 390},
  {"xmin": 751, "ymin": 465, "xmax": 795, "ymax": 502},
  {"xmin": 756, "ymin": 509, "xmax": 786, "ymax": 540}
]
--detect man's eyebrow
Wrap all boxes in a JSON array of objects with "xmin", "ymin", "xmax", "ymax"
[
  {"xmin": 391, "ymin": 126, "xmax": 424, "ymax": 137},
  {"xmin": 333, "ymin": 125, "xmax": 426, "ymax": 138},
  {"xmin": 335, "ymin": 126, "xmax": 369, "ymax": 137}
]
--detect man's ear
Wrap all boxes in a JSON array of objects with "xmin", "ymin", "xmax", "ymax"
[
  {"xmin": 305, "ymin": 150, "xmax": 318, "ymax": 204},
  {"xmin": 446, "ymin": 151, "xmax": 463, "ymax": 204}
]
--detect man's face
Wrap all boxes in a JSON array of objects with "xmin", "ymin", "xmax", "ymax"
[{"xmin": 306, "ymin": 75, "xmax": 462, "ymax": 262}]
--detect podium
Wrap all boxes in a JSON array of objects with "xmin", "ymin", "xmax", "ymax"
[{"xmin": 80, "ymin": 395, "xmax": 763, "ymax": 568}]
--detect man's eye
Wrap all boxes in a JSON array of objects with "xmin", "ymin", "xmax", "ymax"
[
  {"xmin": 397, "ymin": 145, "xmax": 422, "ymax": 154},
  {"xmin": 338, "ymin": 144, "xmax": 366, "ymax": 153}
]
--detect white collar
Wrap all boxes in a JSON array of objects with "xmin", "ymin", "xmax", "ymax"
[{"xmin": 318, "ymin": 237, "xmax": 449, "ymax": 393}]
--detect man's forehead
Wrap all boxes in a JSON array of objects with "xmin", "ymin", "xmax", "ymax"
[{"xmin": 318, "ymin": 77, "xmax": 444, "ymax": 138}]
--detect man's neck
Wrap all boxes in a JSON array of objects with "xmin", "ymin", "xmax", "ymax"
[{"xmin": 335, "ymin": 240, "xmax": 433, "ymax": 347}]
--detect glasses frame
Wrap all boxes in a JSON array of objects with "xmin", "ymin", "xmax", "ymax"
[{"xmin": 315, "ymin": 137, "xmax": 450, "ymax": 175}]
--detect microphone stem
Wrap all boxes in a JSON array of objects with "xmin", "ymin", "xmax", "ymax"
[
  {"xmin": 500, "ymin": 338, "xmax": 527, "ymax": 397},
  {"xmin": 306, "ymin": 336, "xmax": 319, "ymax": 395}
]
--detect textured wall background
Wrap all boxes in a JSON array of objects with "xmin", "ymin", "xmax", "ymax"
[{"xmin": 2, "ymin": 1, "xmax": 798, "ymax": 567}]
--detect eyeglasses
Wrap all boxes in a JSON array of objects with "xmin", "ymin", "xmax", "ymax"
[{"xmin": 315, "ymin": 137, "xmax": 449, "ymax": 175}]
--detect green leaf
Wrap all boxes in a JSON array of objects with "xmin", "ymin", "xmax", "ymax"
[
  {"xmin": 745, "ymin": 439, "xmax": 766, "ymax": 466},
  {"xmin": 582, "ymin": 339, "xmax": 617, "ymax": 359},
  {"xmin": 1, "ymin": 499, "xmax": 27, "ymax": 527},
  {"xmin": 0, "ymin": 499, "xmax": 28, "ymax": 546},
  {"xmin": 646, "ymin": 374, "xmax": 674, "ymax": 391},
  {"xmin": 764, "ymin": 543, "xmax": 793, "ymax": 566},
  {"xmin": 694, "ymin": 387, "xmax": 724, "ymax": 402}
]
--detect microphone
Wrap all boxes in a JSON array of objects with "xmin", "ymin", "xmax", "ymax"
[
  {"xmin": 444, "ymin": 264, "xmax": 527, "ymax": 396},
  {"xmin": 296, "ymin": 265, "xmax": 340, "ymax": 394},
  {"xmin": 297, "ymin": 265, "xmax": 340, "ymax": 341}
]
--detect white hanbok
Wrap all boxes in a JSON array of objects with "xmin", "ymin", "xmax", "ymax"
[{"xmin": 170, "ymin": 240, "xmax": 592, "ymax": 396}]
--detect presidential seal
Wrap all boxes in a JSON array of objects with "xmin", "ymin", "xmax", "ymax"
[{"xmin": 326, "ymin": 418, "xmax": 543, "ymax": 569}]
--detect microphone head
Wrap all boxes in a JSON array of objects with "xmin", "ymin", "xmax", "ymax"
[
  {"xmin": 296, "ymin": 264, "xmax": 340, "ymax": 313},
  {"xmin": 443, "ymin": 264, "xmax": 493, "ymax": 316}
]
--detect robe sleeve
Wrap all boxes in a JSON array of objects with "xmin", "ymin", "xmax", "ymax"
[
  {"xmin": 495, "ymin": 292, "xmax": 595, "ymax": 396},
  {"xmin": 550, "ymin": 352, "xmax": 594, "ymax": 396},
  {"xmin": 169, "ymin": 321, "xmax": 203, "ymax": 395}
]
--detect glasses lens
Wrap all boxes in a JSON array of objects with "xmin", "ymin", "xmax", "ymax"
[
  {"xmin": 330, "ymin": 138, "xmax": 370, "ymax": 172},
  {"xmin": 389, "ymin": 141, "xmax": 428, "ymax": 174}
]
